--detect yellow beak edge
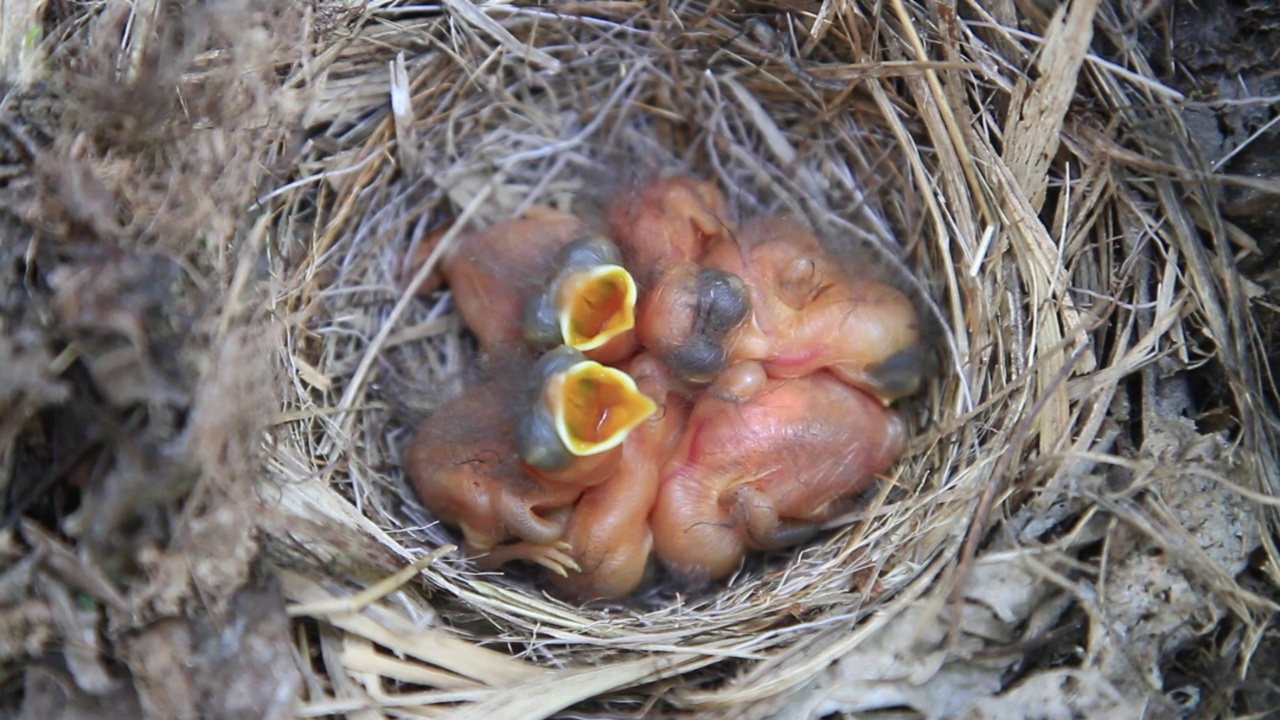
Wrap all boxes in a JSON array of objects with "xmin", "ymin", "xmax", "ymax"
[
  {"xmin": 555, "ymin": 265, "xmax": 637, "ymax": 352},
  {"xmin": 545, "ymin": 360, "xmax": 657, "ymax": 456}
]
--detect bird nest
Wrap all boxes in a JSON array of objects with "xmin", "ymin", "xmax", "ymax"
[{"xmin": 2, "ymin": 0, "xmax": 1279, "ymax": 718}]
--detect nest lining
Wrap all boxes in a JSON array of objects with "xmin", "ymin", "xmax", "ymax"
[{"xmin": 288, "ymin": 12, "xmax": 954, "ymax": 601}]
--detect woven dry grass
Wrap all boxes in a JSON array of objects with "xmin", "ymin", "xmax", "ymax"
[{"xmin": 3, "ymin": 0, "xmax": 1279, "ymax": 718}]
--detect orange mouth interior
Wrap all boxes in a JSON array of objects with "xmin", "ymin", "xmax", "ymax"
[
  {"xmin": 557, "ymin": 265, "xmax": 636, "ymax": 351},
  {"xmin": 548, "ymin": 361, "xmax": 656, "ymax": 456}
]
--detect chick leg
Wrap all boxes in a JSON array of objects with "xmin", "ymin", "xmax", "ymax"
[
  {"xmin": 495, "ymin": 492, "xmax": 569, "ymax": 546},
  {"xmin": 728, "ymin": 485, "xmax": 822, "ymax": 551}
]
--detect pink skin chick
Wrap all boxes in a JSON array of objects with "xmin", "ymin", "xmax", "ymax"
[
  {"xmin": 650, "ymin": 364, "xmax": 907, "ymax": 584},
  {"xmin": 606, "ymin": 175, "xmax": 734, "ymax": 277},
  {"xmin": 406, "ymin": 379, "xmax": 585, "ymax": 576},
  {"xmin": 413, "ymin": 207, "xmax": 586, "ymax": 352},
  {"xmin": 702, "ymin": 215, "xmax": 926, "ymax": 403},
  {"xmin": 549, "ymin": 354, "xmax": 690, "ymax": 601}
]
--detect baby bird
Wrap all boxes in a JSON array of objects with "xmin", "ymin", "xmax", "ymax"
[
  {"xmin": 634, "ymin": 261, "xmax": 765, "ymax": 384},
  {"xmin": 650, "ymin": 364, "xmax": 907, "ymax": 584},
  {"xmin": 703, "ymin": 215, "xmax": 928, "ymax": 404},
  {"xmin": 405, "ymin": 377, "xmax": 583, "ymax": 576},
  {"xmin": 515, "ymin": 346, "xmax": 658, "ymax": 488},
  {"xmin": 548, "ymin": 353, "xmax": 689, "ymax": 601},
  {"xmin": 521, "ymin": 234, "xmax": 639, "ymax": 363},
  {"xmin": 413, "ymin": 209, "xmax": 639, "ymax": 358},
  {"xmin": 606, "ymin": 175, "xmax": 769, "ymax": 384},
  {"xmin": 606, "ymin": 175, "xmax": 734, "ymax": 276},
  {"xmin": 425, "ymin": 206, "xmax": 583, "ymax": 351}
]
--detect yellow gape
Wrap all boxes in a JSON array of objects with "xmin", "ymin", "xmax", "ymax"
[
  {"xmin": 556, "ymin": 264, "xmax": 637, "ymax": 351},
  {"xmin": 545, "ymin": 360, "xmax": 656, "ymax": 457}
]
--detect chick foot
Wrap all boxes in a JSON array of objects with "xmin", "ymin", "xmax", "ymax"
[{"xmin": 477, "ymin": 540, "xmax": 582, "ymax": 577}]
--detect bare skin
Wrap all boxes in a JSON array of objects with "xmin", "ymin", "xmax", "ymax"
[
  {"xmin": 411, "ymin": 207, "xmax": 585, "ymax": 351},
  {"xmin": 406, "ymin": 379, "xmax": 586, "ymax": 575},
  {"xmin": 703, "ymin": 215, "xmax": 927, "ymax": 403},
  {"xmin": 606, "ymin": 175, "xmax": 734, "ymax": 278},
  {"xmin": 650, "ymin": 367, "xmax": 907, "ymax": 584},
  {"xmin": 549, "ymin": 354, "xmax": 689, "ymax": 600}
]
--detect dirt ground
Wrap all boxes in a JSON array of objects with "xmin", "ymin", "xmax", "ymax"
[
  {"xmin": 1133, "ymin": 2, "xmax": 1280, "ymax": 715},
  {"xmin": 1, "ymin": 1, "xmax": 1279, "ymax": 718}
]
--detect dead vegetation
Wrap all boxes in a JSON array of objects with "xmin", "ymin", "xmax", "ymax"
[{"xmin": 1, "ymin": 0, "xmax": 1278, "ymax": 718}]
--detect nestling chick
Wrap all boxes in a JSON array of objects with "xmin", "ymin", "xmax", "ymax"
[
  {"xmin": 703, "ymin": 215, "xmax": 928, "ymax": 403},
  {"xmin": 405, "ymin": 376, "xmax": 585, "ymax": 576},
  {"xmin": 606, "ymin": 175, "xmax": 734, "ymax": 278},
  {"xmin": 409, "ymin": 207, "xmax": 586, "ymax": 351},
  {"xmin": 548, "ymin": 353, "xmax": 689, "ymax": 601},
  {"xmin": 521, "ymin": 234, "xmax": 639, "ymax": 363},
  {"xmin": 515, "ymin": 346, "xmax": 658, "ymax": 487},
  {"xmin": 650, "ymin": 365, "xmax": 907, "ymax": 584}
]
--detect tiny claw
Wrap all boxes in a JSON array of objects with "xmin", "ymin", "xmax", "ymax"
[
  {"xmin": 532, "ymin": 545, "xmax": 582, "ymax": 577},
  {"xmin": 478, "ymin": 541, "xmax": 581, "ymax": 576}
]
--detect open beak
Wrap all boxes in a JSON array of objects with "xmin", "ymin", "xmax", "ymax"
[
  {"xmin": 545, "ymin": 359, "xmax": 656, "ymax": 457},
  {"xmin": 555, "ymin": 264, "xmax": 637, "ymax": 352}
]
